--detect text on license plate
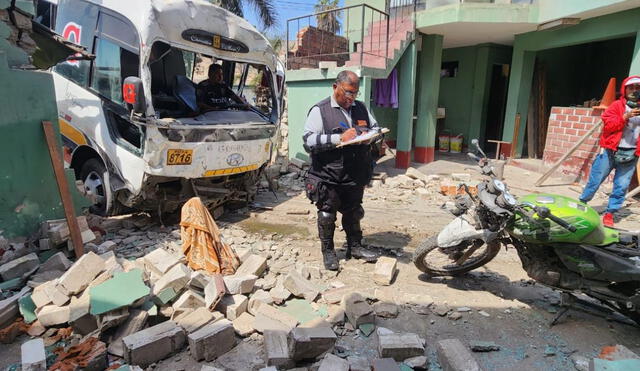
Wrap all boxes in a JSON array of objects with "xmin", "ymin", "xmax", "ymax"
[{"xmin": 167, "ymin": 149, "xmax": 193, "ymax": 165}]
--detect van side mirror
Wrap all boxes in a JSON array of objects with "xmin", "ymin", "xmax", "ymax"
[{"xmin": 123, "ymin": 77, "xmax": 146, "ymax": 114}]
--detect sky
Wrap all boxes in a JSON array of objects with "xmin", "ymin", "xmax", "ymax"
[{"xmin": 242, "ymin": 0, "xmax": 346, "ymax": 39}]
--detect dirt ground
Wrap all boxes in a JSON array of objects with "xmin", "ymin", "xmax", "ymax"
[{"xmin": 2, "ymin": 154, "xmax": 639, "ymax": 371}]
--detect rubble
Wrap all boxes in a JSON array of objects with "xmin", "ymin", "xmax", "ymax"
[
  {"xmin": 373, "ymin": 358, "xmax": 402, "ymax": 371},
  {"xmin": 470, "ymin": 341, "xmax": 500, "ymax": 352},
  {"xmin": 175, "ymin": 307, "xmax": 218, "ymax": 333},
  {"xmin": 89, "ymin": 269, "xmax": 150, "ymax": 315},
  {"xmin": 374, "ymin": 257, "xmax": 398, "ymax": 285},
  {"xmin": 318, "ymin": 353, "xmax": 349, "ymax": 371},
  {"xmin": 223, "ymin": 274, "xmax": 258, "ymax": 294},
  {"xmin": 39, "ymin": 252, "xmax": 72, "ymax": 272},
  {"xmin": 123, "ymin": 321, "xmax": 186, "ymax": 367},
  {"xmin": 21, "ymin": 338, "xmax": 46, "ymax": 371},
  {"xmin": 378, "ymin": 332, "xmax": 425, "ymax": 361},
  {"xmin": 217, "ymin": 294, "xmax": 248, "ymax": 320},
  {"xmin": 37, "ymin": 304, "xmax": 70, "ymax": 327},
  {"xmin": 152, "ymin": 263, "xmax": 191, "ymax": 296},
  {"xmin": 0, "ymin": 253, "xmax": 39, "ymax": 281},
  {"xmin": 342, "ymin": 293, "xmax": 374, "ymax": 327},
  {"xmin": 254, "ymin": 303, "xmax": 298, "ymax": 333},
  {"xmin": 404, "ymin": 355, "xmax": 428, "ymax": 370},
  {"xmin": 107, "ymin": 309, "xmax": 149, "ymax": 357},
  {"xmin": 374, "ymin": 302, "xmax": 399, "ymax": 318},
  {"xmin": 188, "ymin": 319, "xmax": 236, "ymax": 361},
  {"xmin": 235, "ymin": 254, "xmax": 268, "ymax": 277},
  {"xmin": 172, "ymin": 290, "xmax": 206, "ymax": 315},
  {"xmin": 248, "ymin": 289, "xmax": 274, "ymax": 314},
  {"xmin": 143, "ymin": 248, "xmax": 180, "ymax": 276},
  {"xmin": 57, "ymin": 252, "xmax": 105, "ymax": 295},
  {"xmin": 288, "ymin": 327, "xmax": 337, "ymax": 360},
  {"xmin": 264, "ymin": 329, "xmax": 294, "ymax": 368},
  {"xmin": 232, "ymin": 312, "xmax": 256, "ymax": 336},
  {"xmin": 436, "ymin": 338, "xmax": 482, "ymax": 371},
  {"xmin": 284, "ymin": 271, "xmax": 319, "ymax": 301}
]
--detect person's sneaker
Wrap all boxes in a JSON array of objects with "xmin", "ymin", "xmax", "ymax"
[{"xmin": 602, "ymin": 212, "xmax": 614, "ymax": 227}]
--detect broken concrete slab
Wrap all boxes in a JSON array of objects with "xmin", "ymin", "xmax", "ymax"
[
  {"xmin": 188, "ymin": 319, "xmax": 236, "ymax": 361},
  {"xmin": 175, "ymin": 307, "xmax": 216, "ymax": 333},
  {"xmin": 90, "ymin": 269, "xmax": 150, "ymax": 315},
  {"xmin": 69, "ymin": 292, "xmax": 98, "ymax": 335},
  {"xmin": 342, "ymin": 293, "xmax": 374, "ymax": 328},
  {"xmin": 153, "ymin": 287, "xmax": 178, "ymax": 306},
  {"xmin": 326, "ymin": 305, "xmax": 345, "ymax": 325},
  {"xmin": 0, "ymin": 253, "xmax": 39, "ymax": 281},
  {"xmin": 321, "ymin": 286, "xmax": 354, "ymax": 304},
  {"xmin": 152, "ymin": 263, "xmax": 191, "ymax": 296},
  {"xmin": 123, "ymin": 320, "xmax": 186, "ymax": 367},
  {"xmin": 107, "ymin": 309, "xmax": 149, "ymax": 357},
  {"xmin": 58, "ymin": 252, "xmax": 105, "ymax": 295},
  {"xmin": 31, "ymin": 281, "xmax": 54, "ymax": 309},
  {"xmin": 399, "ymin": 293, "xmax": 434, "ymax": 315},
  {"xmin": 45, "ymin": 281, "xmax": 70, "ymax": 307},
  {"xmin": 189, "ymin": 272, "xmax": 211, "ymax": 290},
  {"xmin": 373, "ymin": 358, "xmax": 402, "ymax": 371},
  {"xmin": 248, "ymin": 289, "xmax": 274, "ymax": 315},
  {"xmin": 37, "ymin": 304, "xmax": 70, "ymax": 327},
  {"xmin": 348, "ymin": 356, "xmax": 371, "ymax": 371},
  {"xmin": 18, "ymin": 295, "xmax": 37, "ymax": 324},
  {"xmin": 40, "ymin": 252, "xmax": 72, "ymax": 273},
  {"xmin": 436, "ymin": 339, "xmax": 482, "ymax": 371},
  {"xmin": 204, "ymin": 274, "xmax": 225, "ymax": 311},
  {"xmin": 224, "ymin": 274, "xmax": 258, "ymax": 295},
  {"xmin": 218, "ymin": 294, "xmax": 248, "ymax": 321},
  {"xmin": 0, "ymin": 286, "xmax": 30, "ymax": 329},
  {"xmin": 404, "ymin": 355, "xmax": 428, "ymax": 370},
  {"xmin": 289, "ymin": 327, "xmax": 337, "ymax": 361},
  {"xmin": 99, "ymin": 307, "xmax": 130, "ymax": 331},
  {"xmin": 280, "ymin": 299, "xmax": 323, "ymax": 324},
  {"xmin": 232, "ymin": 312, "xmax": 256, "ymax": 337},
  {"xmin": 144, "ymin": 248, "xmax": 180, "ymax": 276},
  {"xmin": 264, "ymin": 329, "xmax": 293, "ymax": 368},
  {"xmin": 299, "ymin": 317, "xmax": 332, "ymax": 329},
  {"xmin": 378, "ymin": 333, "xmax": 425, "ymax": 361},
  {"xmin": 374, "ymin": 257, "xmax": 398, "ymax": 286},
  {"xmin": 21, "ymin": 338, "xmax": 46, "ymax": 371},
  {"xmin": 284, "ymin": 271, "xmax": 319, "ymax": 302},
  {"xmin": 470, "ymin": 341, "xmax": 500, "ymax": 352},
  {"xmin": 270, "ymin": 284, "xmax": 292, "ymax": 305},
  {"xmin": 590, "ymin": 358, "xmax": 640, "ymax": 371},
  {"xmin": 318, "ymin": 353, "xmax": 349, "ymax": 371},
  {"xmin": 254, "ymin": 304, "xmax": 298, "ymax": 333},
  {"xmin": 235, "ymin": 254, "xmax": 268, "ymax": 277}
]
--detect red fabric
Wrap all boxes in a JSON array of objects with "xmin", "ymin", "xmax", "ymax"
[{"xmin": 599, "ymin": 75, "xmax": 640, "ymax": 155}]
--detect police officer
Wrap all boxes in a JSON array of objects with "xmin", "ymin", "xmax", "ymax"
[{"xmin": 302, "ymin": 70, "xmax": 380, "ymax": 271}]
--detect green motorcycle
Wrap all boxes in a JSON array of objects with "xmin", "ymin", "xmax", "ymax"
[{"xmin": 413, "ymin": 139, "xmax": 640, "ymax": 324}]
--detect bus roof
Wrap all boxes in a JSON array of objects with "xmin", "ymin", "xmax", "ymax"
[{"xmin": 86, "ymin": 0, "xmax": 276, "ymax": 70}]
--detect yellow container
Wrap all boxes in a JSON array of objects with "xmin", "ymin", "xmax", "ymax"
[
  {"xmin": 450, "ymin": 134, "xmax": 463, "ymax": 153},
  {"xmin": 438, "ymin": 133, "xmax": 450, "ymax": 152}
]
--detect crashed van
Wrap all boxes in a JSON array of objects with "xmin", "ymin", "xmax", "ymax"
[{"xmin": 36, "ymin": 0, "xmax": 284, "ymax": 215}]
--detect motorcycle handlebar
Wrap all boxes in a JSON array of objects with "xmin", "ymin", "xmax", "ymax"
[{"xmin": 534, "ymin": 206, "xmax": 577, "ymax": 233}]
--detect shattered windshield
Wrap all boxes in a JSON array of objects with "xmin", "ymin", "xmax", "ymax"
[{"xmin": 148, "ymin": 41, "xmax": 276, "ymax": 122}]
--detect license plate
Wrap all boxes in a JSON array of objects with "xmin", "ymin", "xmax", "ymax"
[{"xmin": 167, "ymin": 149, "xmax": 193, "ymax": 165}]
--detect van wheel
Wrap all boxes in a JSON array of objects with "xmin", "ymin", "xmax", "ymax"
[{"xmin": 79, "ymin": 158, "xmax": 113, "ymax": 216}]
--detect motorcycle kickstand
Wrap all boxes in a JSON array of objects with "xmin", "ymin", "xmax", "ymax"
[{"xmin": 549, "ymin": 292, "xmax": 577, "ymax": 327}]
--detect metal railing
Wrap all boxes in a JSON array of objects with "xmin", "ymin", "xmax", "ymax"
[
  {"xmin": 419, "ymin": 0, "xmax": 535, "ymax": 8},
  {"xmin": 286, "ymin": 1, "xmax": 416, "ymax": 71}
]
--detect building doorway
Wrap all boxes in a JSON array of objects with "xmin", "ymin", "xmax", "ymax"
[{"xmin": 484, "ymin": 64, "xmax": 510, "ymax": 149}]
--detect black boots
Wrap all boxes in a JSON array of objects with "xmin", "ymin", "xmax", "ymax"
[
  {"xmin": 318, "ymin": 211, "xmax": 338, "ymax": 271},
  {"xmin": 343, "ymin": 206, "xmax": 378, "ymax": 263}
]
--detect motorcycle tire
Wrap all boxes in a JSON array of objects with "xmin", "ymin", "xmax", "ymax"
[{"xmin": 413, "ymin": 236, "xmax": 501, "ymax": 276}]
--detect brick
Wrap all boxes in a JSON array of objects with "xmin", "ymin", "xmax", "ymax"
[
  {"xmin": 40, "ymin": 252, "xmax": 72, "ymax": 273},
  {"xmin": 555, "ymin": 114, "xmax": 566, "ymax": 121},
  {"xmin": 123, "ymin": 321, "xmax": 186, "ymax": 367},
  {"xmin": 153, "ymin": 263, "xmax": 191, "ymax": 295},
  {"xmin": 288, "ymin": 327, "xmax": 337, "ymax": 360},
  {"xmin": 107, "ymin": 309, "xmax": 149, "ymax": 357},
  {"xmin": 21, "ymin": 338, "xmax": 46, "ymax": 371},
  {"xmin": 379, "ymin": 333, "xmax": 425, "ymax": 361},
  {"xmin": 224, "ymin": 274, "xmax": 258, "ymax": 295},
  {"xmin": 568, "ymin": 115, "xmax": 580, "ymax": 121},
  {"xmin": 562, "ymin": 108, "xmax": 574, "ymax": 115},
  {"xmin": 31, "ymin": 281, "xmax": 54, "ymax": 309},
  {"xmin": 189, "ymin": 272, "xmax": 211, "ymax": 290},
  {"xmin": 188, "ymin": 319, "xmax": 236, "ymax": 361},
  {"xmin": 375, "ymin": 302, "xmax": 399, "ymax": 318},
  {"xmin": 436, "ymin": 338, "xmax": 482, "ymax": 371},
  {"xmin": 327, "ymin": 305, "xmax": 345, "ymax": 325},
  {"xmin": 254, "ymin": 304, "xmax": 298, "ymax": 333},
  {"xmin": 98, "ymin": 307, "xmax": 130, "ymax": 331},
  {"xmin": 204, "ymin": 274, "xmax": 225, "ymax": 310},
  {"xmin": 342, "ymin": 293, "xmax": 374, "ymax": 327},
  {"xmin": 235, "ymin": 254, "xmax": 268, "ymax": 277},
  {"xmin": 318, "ymin": 353, "xmax": 349, "ymax": 371},
  {"xmin": 69, "ymin": 292, "xmax": 98, "ymax": 335},
  {"xmin": 573, "ymin": 122, "xmax": 586, "ymax": 130},
  {"xmin": 374, "ymin": 257, "xmax": 398, "ymax": 285},
  {"xmin": 561, "ymin": 122, "xmax": 572, "ymax": 128},
  {"xmin": 264, "ymin": 330, "xmax": 293, "ymax": 367},
  {"xmin": 58, "ymin": 252, "xmax": 105, "ymax": 295},
  {"xmin": 172, "ymin": 290, "xmax": 206, "ymax": 315},
  {"xmin": 566, "ymin": 128, "xmax": 577, "ymax": 136},
  {"xmin": 175, "ymin": 307, "xmax": 218, "ymax": 333},
  {"xmin": 580, "ymin": 116, "xmax": 595, "ymax": 123},
  {"xmin": 0, "ymin": 253, "xmax": 39, "ymax": 281},
  {"xmin": 551, "ymin": 107, "xmax": 562, "ymax": 114},
  {"xmin": 270, "ymin": 284, "xmax": 292, "ymax": 304},
  {"xmin": 322, "ymin": 286, "xmax": 354, "ymax": 304},
  {"xmin": 218, "ymin": 294, "xmax": 248, "ymax": 320},
  {"xmin": 0, "ymin": 287, "xmax": 30, "ymax": 328},
  {"xmin": 232, "ymin": 312, "xmax": 256, "ymax": 336},
  {"xmin": 552, "ymin": 127, "xmax": 563, "ymax": 134},
  {"xmin": 144, "ymin": 248, "xmax": 180, "ymax": 276},
  {"xmin": 373, "ymin": 358, "xmax": 401, "ymax": 371},
  {"xmin": 575, "ymin": 108, "xmax": 588, "ymax": 115},
  {"xmin": 248, "ymin": 289, "xmax": 274, "ymax": 315},
  {"xmin": 37, "ymin": 304, "xmax": 70, "ymax": 327}
]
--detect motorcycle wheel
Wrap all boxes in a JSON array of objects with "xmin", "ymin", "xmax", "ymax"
[{"xmin": 413, "ymin": 236, "xmax": 501, "ymax": 276}]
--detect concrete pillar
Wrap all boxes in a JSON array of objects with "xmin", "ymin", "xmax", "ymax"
[
  {"xmin": 414, "ymin": 34, "xmax": 443, "ymax": 164},
  {"xmin": 502, "ymin": 47, "xmax": 535, "ymax": 157},
  {"xmin": 630, "ymin": 30, "xmax": 640, "ymax": 75},
  {"xmin": 360, "ymin": 75, "xmax": 372, "ymax": 110},
  {"xmin": 396, "ymin": 41, "xmax": 418, "ymax": 169}
]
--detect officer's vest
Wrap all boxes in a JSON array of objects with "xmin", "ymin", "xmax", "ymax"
[{"xmin": 309, "ymin": 97, "xmax": 373, "ymax": 186}]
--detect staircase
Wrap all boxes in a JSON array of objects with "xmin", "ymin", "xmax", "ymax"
[{"xmin": 344, "ymin": 15, "xmax": 415, "ymax": 71}]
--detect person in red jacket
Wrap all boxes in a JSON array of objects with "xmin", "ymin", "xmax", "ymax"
[{"xmin": 579, "ymin": 76, "xmax": 640, "ymax": 227}]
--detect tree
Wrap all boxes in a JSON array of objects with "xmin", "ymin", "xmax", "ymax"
[
  {"xmin": 211, "ymin": 0, "xmax": 278, "ymax": 30},
  {"xmin": 314, "ymin": 0, "xmax": 341, "ymax": 34}
]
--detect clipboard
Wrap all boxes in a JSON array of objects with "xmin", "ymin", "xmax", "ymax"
[{"xmin": 336, "ymin": 128, "xmax": 390, "ymax": 147}]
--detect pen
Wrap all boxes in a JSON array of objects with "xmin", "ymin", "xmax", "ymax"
[{"xmin": 339, "ymin": 122, "xmax": 349, "ymax": 130}]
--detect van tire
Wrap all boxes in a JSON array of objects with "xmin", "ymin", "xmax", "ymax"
[{"xmin": 79, "ymin": 158, "xmax": 114, "ymax": 216}]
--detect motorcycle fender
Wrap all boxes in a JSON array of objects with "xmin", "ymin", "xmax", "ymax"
[{"xmin": 437, "ymin": 216, "xmax": 497, "ymax": 247}]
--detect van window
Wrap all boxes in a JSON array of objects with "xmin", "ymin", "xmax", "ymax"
[
  {"xmin": 35, "ymin": 0, "xmax": 57, "ymax": 29},
  {"xmin": 91, "ymin": 37, "xmax": 140, "ymax": 105}
]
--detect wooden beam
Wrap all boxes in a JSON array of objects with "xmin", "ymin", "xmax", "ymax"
[
  {"xmin": 42, "ymin": 121, "xmax": 84, "ymax": 258},
  {"xmin": 511, "ymin": 114, "xmax": 521, "ymax": 158},
  {"xmin": 534, "ymin": 120, "xmax": 603, "ymax": 187}
]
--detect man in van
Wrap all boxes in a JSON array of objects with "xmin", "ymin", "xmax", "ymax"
[
  {"xmin": 303, "ymin": 70, "xmax": 380, "ymax": 271},
  {"xmin": 579, "ymin": 76, "xmax": 640, "ymax": 227},
  {"xmin": 197, "ymin": 63, "xmax": 246, "ymax": 109}
]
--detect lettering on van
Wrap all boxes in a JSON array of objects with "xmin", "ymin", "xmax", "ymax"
[
  {"xmin": 62, "ymin": 22, "xmax": 82, "ymax": 66},
  {"xmin": 181, "ymin": 29, "xmax": 249, "ymax": 53},
  {"xmin": 218, "ymin": 143, "xmax": 250, "ymax": 153}
]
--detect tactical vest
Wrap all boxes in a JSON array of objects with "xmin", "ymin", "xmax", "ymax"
[{"xmin": 309, "ymin": 97, "xmax": 373, "ymax": 186}]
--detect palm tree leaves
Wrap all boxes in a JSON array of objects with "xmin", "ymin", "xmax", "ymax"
[
  {"xmin": 213, "ymin": 0, "xmax": 278, "ymax": 30},
  {"xmin": 314, "ymin": 0, "xmax": 341, "ymax": 34}
]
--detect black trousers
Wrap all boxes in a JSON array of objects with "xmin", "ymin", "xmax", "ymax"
[{"xmin": 314, "ymin": 183, "xmax": 364, "ymax": 214}]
